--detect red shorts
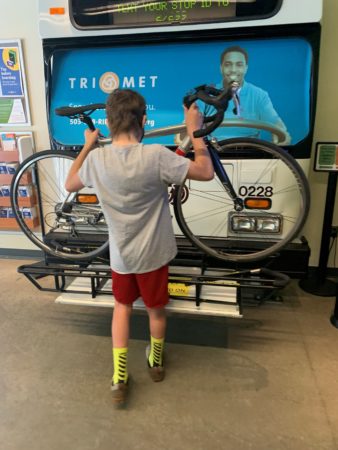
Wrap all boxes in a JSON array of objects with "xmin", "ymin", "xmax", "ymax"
[{"xmin": 111, "ymin": 265, "xmax": 169, "ymax": 308}]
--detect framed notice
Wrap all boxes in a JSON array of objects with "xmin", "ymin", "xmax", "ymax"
[
  {"xmin": 314, "ymin": 142, "xmax": 338, "ymax": 172},
  {"xmin": 0, "ymin": 39, "xmax": 31, "ymax": 126}
]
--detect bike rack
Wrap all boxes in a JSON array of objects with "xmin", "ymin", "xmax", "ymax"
[{"xmin": 17, "ymin": 243, "xmax": 289, "ymax": 318}]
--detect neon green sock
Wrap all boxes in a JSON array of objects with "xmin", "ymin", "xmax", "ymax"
[
  {"xmin": 112, "ymin": 347, "xmax": 128, "ymax": 384},
  {"xmin": 148, "ymin": 336, "xmax": 164, "ymax": 367}
]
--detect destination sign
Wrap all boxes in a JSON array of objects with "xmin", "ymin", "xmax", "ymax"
[{"xmin": 71, "ymin": 1, "xmax": 280, "ymax": 29}]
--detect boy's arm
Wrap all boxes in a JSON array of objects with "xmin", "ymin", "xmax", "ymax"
[
  {"xmin": 184, "ymin": 104, "xmax": 214, "ymax": 181},
  {"xmin": 65, "ymin": 129, "xmax": 99, "ymax": 192}
]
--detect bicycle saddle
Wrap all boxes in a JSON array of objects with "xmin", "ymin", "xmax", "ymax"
[{"xmin": 55, "ymin": 104, "xmax": 106, "ymax": 117}]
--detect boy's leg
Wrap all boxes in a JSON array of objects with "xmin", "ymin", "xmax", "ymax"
[
  {"xmin": 111, "ymin": 271, "xmax": 139, "ymax": 404},
  {"xmin": 147, "ymin": 306, "xmax": 166, "ymax": 368},
  {"xmin": 148, "ymin": 305, "xmax": 166, "ymax": 338},
  {"xmin": 112, "ymin": 299, "xmax": 133, "ymax": 348},
  {"xmin": 112, "ymin": 300, "xmax": 133, "ymax": 384},
  {"xmin": 137, "ymin": 265, "xmax": 169, "ymax": 382}
]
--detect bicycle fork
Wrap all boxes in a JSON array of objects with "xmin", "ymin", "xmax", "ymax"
[
  {"xmin": 208, "ymin": 140, "xmax": 244, "ymax": 212},
  {"xmin": 176, "ymin": 135, "xmax": 244, "ymax": 211}
]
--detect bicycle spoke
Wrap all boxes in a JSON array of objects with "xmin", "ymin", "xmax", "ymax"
[{"xmin": 11, "ymin": 150, "xmax": 109, "ymax": 260}]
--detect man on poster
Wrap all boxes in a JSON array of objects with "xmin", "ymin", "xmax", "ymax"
[{"xmin": 219, "ymin": 45, "xmax": 291, "ymax": 145}]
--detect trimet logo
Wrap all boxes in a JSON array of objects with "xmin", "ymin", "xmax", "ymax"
[
  {"xmin": 68, "ymin": 72, "xmax": 158, "ymax": 93},
  {"xmin": 99, "ymin": 72, "xmax": 120, "ymax": 93}
]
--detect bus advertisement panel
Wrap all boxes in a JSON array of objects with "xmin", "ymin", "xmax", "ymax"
[{"xmin": 49, "ymin": 34, "xmax": 314, "ymax": 157}]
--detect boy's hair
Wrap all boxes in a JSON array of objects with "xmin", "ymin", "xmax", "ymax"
[
  {"xmin": 106, "ymin": 89, "xmax": 146, "ymax": 138},
  {"xmin": 220, "ymin": 46, "xmax": 249, "ymax": 66}
]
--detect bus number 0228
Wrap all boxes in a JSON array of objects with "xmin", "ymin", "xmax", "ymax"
[{"xmin": 239, "ymin": 185, "xmax": 274, "ymax": 197}]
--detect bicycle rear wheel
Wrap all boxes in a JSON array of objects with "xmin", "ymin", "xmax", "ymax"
[
  {"xmin": 10, "ymin": 150, "xmax": 109, "ymax": 261},
  {"xmin": 174, "ymin": 138, "xmax": 310, "ymax": 263}
]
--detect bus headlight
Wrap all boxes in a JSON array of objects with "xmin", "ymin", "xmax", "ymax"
[
  {"xmin": 231, "ymin": 215, "xmax": 256, "ymax": 232},
  {"xmin": 256, "ymin": 216, "xmax": 281, "ymax": 233},
  {"xmin": 230, "ymin": 213, "xmax": 282, "ymax": 234}
]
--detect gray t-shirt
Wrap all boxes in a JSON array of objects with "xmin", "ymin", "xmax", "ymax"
[{"xmin": 79, "ymin": 143, "xmax": 190, "ymax": 273}]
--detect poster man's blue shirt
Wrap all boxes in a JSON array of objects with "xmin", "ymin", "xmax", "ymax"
[{"xmin": 211, "ymin": 80, "xmax": 281, "ymax": 140}]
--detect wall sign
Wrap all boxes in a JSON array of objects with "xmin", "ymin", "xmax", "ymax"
[
  {"xmin": 0, "ymin": 40, "xmax": 31, "ymax": 126},
  {"xmin": 315, "ymin": 143, "xmax": 338, "ymax": 172}
]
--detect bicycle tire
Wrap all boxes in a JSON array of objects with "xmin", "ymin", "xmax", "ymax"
[
  {"xmin": 10, "ymin": 150, "xmax": 109, "ymax": 261},
  {"xmin": 174, "ymin": 138, "xmax": 310, "ymax": 263}
]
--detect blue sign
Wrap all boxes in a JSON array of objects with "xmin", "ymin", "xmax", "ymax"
[
  {"xmin": 50, "ymin": 37, "xmax": 312, "ymax": 146},
  {"xmin": 0, "ymin": 46, "xmax": 23, "ymax": 96}
]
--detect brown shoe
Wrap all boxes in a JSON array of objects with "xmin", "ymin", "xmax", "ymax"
[
  {"xmin": 146, "ymin": 345, "xmax": 165, "ymax": 382},
  {"xmin": 111, "ymin": 380, "xmax": 129, "ymax": 406}
]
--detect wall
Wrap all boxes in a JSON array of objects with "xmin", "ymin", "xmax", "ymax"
[
  {"xmin": 302, "ymin": 0, "xmax": 338, "ymax": 267},
  {"xmin": 0, "ymin": 0, "xmax": 50, "ymax": 251},
  {"xmin": 0, "ymin": 0, "xmax": 337, "ymax": 267}
]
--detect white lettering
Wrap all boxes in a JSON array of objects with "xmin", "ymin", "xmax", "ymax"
[
  {"xmin": 146, "ymin": 119, "xmax": 155, "ymax": 127},
  {"xmin": 123, "ymin": 76, "xmax": 135, "ymax": 88},
  {"xmin": 68, "ymin": 75, "xmax": 158, "ymax": 89},
  {"xmin": 69, "ymin": 78, "xmax": 76, "ymax": 89},
  {"xmin": 80, "ymin": 78, "xmax": 88, "ymax": 89},
  {"xmin": 150, "ymin": 75, "xmax": 158, "ymax": 87}
]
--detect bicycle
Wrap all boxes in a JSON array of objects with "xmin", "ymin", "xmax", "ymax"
[{"xmin": 10, "ymin": 84, "xmax": 310, "ymax": 263}]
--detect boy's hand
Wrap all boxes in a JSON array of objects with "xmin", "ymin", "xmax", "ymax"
[
  {"xmin": 184, "ymin": 103, "xmax": 204, "ymax": 138},
  {"xmin": 84, "ymin": 129, "xmax": 100, "ymax": 150}
]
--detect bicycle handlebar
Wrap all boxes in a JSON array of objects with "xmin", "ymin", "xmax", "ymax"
[{"xmin": 183, "ymin": 84, "xmax": 235, "ymax": 138}]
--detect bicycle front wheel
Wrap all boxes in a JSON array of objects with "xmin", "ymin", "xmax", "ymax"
[
  {"xmin": 10, "ymin": 150, "xmax": 109, "ymax": 261},
  {"xmin": 174, "ymin": 138, "xmax": 310, "ymax": 263}
]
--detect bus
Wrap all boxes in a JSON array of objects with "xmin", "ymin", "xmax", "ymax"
[{"xmin": 37, "ymin": 0, "xmax": 323, "ymax": 273}]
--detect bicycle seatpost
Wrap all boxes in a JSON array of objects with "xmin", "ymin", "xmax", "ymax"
[
  {"xmin": 79, "ymin": 114, "xmax": 95, "ymax": 131},
  {"xmin": 80, "ymin": 112, "xmax": 111, "ymax": 145}
]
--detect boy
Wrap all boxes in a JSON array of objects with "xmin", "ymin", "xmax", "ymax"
[{"xmin": 65, "ymin": 89, "xmax": 214, "ymax": 406}]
